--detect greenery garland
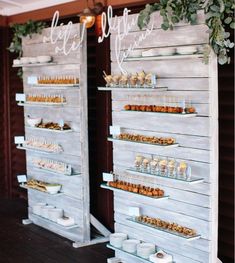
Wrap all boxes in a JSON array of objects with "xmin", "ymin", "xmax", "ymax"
[
  {"xmin": 138, "ymin": 0, "xmax": 234, "ymax": 65},
  {"xmin": 7, "ymin": 20, "xmax": 46, "ymax": 78}
]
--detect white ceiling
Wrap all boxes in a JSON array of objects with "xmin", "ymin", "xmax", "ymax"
[{"xmin": 0, "ymin": 0, "xmax": 77, "ymax": 16}]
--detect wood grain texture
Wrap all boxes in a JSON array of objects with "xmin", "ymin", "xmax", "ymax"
[
  {"xmin": 109, "ymin": 11, "xmax": 218, "ymax": 263},
  {"xmin": 20, "ymin": 23, "xmax": 90, "ymax": 243}
]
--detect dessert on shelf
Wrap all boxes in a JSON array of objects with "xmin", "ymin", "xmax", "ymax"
[
  {"xmin": 149, "ymin": 250, "xmax": 173, "ymax": 263},
  {"xmin": 26, "ymin": 94, "xmax": 66, "ymax": 103},
  {"xmin": 35, "ymin": 121, "xmax": 71, "ymax": 131},
  {"xmin": 26, "ymin": 179, "xmax": 62, "ymax": 194},
  {"xmin": 108, "ymin": 179, "xmax": 165, "ymax": 197},
  {"xmin": 103, "ymin": 71, "xmax": 157, "ymax": 87},
  {"xmin": 117, "ymin": 133, "xmax": 176, "ymax": 146},
  {"xmin": 136, "ymin": 215, "xmax": 197, "ymax": 237},
  {"xmin": 133, "ymin": 155, "xmax": 191, "ymax": 180},
  {"xmin": 124, "ymin": 104, "xmax": 196, "ymax": 114},
  {"xmin": 37, "ymin": 76, "xmax": 79, "ymax": 85},
  {"xmin": 32, "ymin": 158, "xmax": 72, "ymax": 175},
  {"xmin": 24, "ymin": 137, "xmax": 63, "ymax": 153}
]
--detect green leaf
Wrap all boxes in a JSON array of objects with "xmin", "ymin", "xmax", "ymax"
[
  {"xmin": 161, "ymin": 23, "xmax": 169, "ymax": 30},
  {"xmin": 210, "ymin": 5, "xmax": 220, "ymax": 12},
  {"xmin": 230, "ymin": 22, "xmax": 235, "ymax": 29},
  {"xmin": 224, "ymin": 17, "xmax": 232, "ymax": 24}
]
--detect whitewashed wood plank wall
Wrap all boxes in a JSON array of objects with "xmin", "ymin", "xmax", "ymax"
[
  {"xmin": 108, "ymin": 11, "xmax": 218, "ymax": 263},
  {"xmin": 20, "ymin": 24, "xmax": 90, "ymax": 243}
]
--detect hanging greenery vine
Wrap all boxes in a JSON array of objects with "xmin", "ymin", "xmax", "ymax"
[
  {"xmin": 138, "ymin": 0, "xmax": 234, "ymax": 65},
  {"xmin": 7, "ymin": 20, "xmax": 46, "ymax": 78}
]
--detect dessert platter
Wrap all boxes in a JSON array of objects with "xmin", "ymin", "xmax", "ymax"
[
  {"xmin": 17, "ymin": 137, "xmax": 63, "ymax": 154},
  {"xmin": 109, "ymin": 133, "xmax": 178, "ymax": 148},
  {"xmin": 129, "ymin": 215, "xmax": 200, "ymax": 240},
  {"xmin": 31, "ymin": 202, "xmax": 78, "ymax": 229},
  {"xmin": 32, "ymin": 158, "xmax": 79, "ymax": 176},
  {"xmin": 123, "ymin": 104, "xmax": 196, "ymax": 115},
  {"xmin": 126, "ymin": 155, "xmax": 204, "ymax": 183},
  {"xmin": 21, "ymin": 179, "xmax": 62, "ymax": 195},
  {"xmin": 101, "ymin": 71, "xmax": 167, "ymax": 90},
  {"xmin": 36, "ymin": 75, "xmax": 80, "ymax": 86},
  {"xmin": 105, "ymin": 179, "xmax": 166, "ymax": 198},
  {"xmin": 26, "ymin": 94, "xmax": 66, "ymax": 104},
  {"xmin": 108, "ymin": 233, "xmax": 173, "ymax": 263}
]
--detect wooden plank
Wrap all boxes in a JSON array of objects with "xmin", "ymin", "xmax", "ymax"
[
  {"xmin": 112, "ymin": 141, "xmax": 210, "ymax": 163},
  {"xmin": 111, "ymin": 60, "xmax": 209, "ymax": 78},
  {"xmin": 112, "ymin": 90, "xmax": 209, "ymax": 103},
  {"xmin": 22, "ymin": 24, "xmax": 81, "ymax": 45},
  {"xmin": 24, "ymin": 129, "xmax": 81, "ymax": 157},
  {"xmin": 110, "ymin": 24, "xmax": 209, "ymax": 50},
  {"xmin": 110, "ymin": 10, "xmax": 206, "ymax": 33},
  {"xmin": 112, "ymin": 111, "xmax": 209, "ymax": 137},
  {"xmin": 114, "ymin": 193, "xmax": 211, "ymax": 222},
  {"xmin": 112, "ymin": 127, "xmax": 210, "ymax": 150},
  {"xmin": 21, "ymin": 23, "xmax": 90, "ymax": 243},
  {"xmin": 208, "ymin": 52, "xmax": 219, "ymax": 263},
  {"xmin": 26, "ymin": 152, "xmax": 81, "ymax": 173}
]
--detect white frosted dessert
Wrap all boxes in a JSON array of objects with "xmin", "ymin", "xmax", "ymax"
[
  {"xmin": 122, "ymin": 239, "xmax": 140, "ymax": 253},
  {"xmin": 110, "ymin": 233, "xmax": 127, "ymax": 248},
  {"xmin": 149, "ymin": 250, "xmax": 173, "ymax": 263},
  {"xmin": 137, "ymin": 243, "xmax": 156, "ymax": 259}
]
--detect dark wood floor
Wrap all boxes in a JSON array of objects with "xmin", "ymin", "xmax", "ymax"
[{"xmin": 0, "ymin": 199, "xmax": 114, "ymax": 263}]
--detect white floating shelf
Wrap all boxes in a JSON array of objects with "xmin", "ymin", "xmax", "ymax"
[
  {"xmin": 98, "ymin": 86, "xmax": 167, "ymax": 92},
  {"xmin": 108, "ymin": 137, "xmax": 179, "ymax": 149},
  {"xmin": 18, "ymin": 102, "xmax": 66, "ymax": 107},
  {"xmin": 124, "ymin": 54, "xmax": 203, "ymax": 62},
  {"xmin": 17, "ymin": 145, "xmax": 62, "ymax": 155},
  {"xmin": 30, "ymin": 213, "xmax": 79, "ymax": 230},
  {"xmin": 33, "ymin": 166, "xmax": 81, "ymax": 176},
  {"xmin": 13, "ymin": 62, "xmax": 57, "ymax": 67},
  {"xmin": 126, "ymin": 168, "xmax": 204, "ymax": 184},
  {"xmin": 100, "ymin": 183, "xmax": 169, "ymax": 201},
  {"xmin": 26, "ymin": 126, "xmax": 73, "ymax": 133},
  {"xmin": 121, "ymin": 110, "xmax": 197, "ymax": 117},
  {"xmin": 19, "ymin": 184, "xmax": 63, "ymax": 196},
  {"xmin": 127, "ymin": 218, "xmax": 201, "ymax": 241}
]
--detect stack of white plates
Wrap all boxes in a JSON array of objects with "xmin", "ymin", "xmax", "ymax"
[
  {"xmin": 32, "ymin": 203, "xmax": 47, "ymax": 216},
  {"xmin": 137, "ymin": 243, "xmax": 156, "ymax": 259},
  {"xmin": 110, "ymin": 233, "xmax": 128, "ymax": 248},
  {"xmin": 40, "ymin": 205, "xmax": 55, "ymax": 218},
  {"xmin": 122, "ymin": 239, "xmax": 140, "ymax": 253},
  {"xmin": 48, "ymin": 208, "xmax": 63, "ymax": 222},
  {"xmin": 176, "ymin": 46, "xmax": 197, "ymax": 55}
]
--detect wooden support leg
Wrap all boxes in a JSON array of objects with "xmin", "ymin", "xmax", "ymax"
[{"xmin": 22, "ymin": 219, "xmax": 32, "ymax": 225}]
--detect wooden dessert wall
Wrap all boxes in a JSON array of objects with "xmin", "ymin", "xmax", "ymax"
[
  {"xmin": 109, "ymin": 12, "xmax": 218, "ymax": 263},
  {"xmin": 20, "ymin": 24, "xmax": 90, "ymax": 243}
]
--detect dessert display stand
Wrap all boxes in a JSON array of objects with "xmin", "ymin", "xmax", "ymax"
[
  {"xmin": 15, "ymin": 23, "xmax": 110, "ymax": 247},
  {"xmin": 100, "ymin": 11, "xmax": 220, "ymax": 263}
]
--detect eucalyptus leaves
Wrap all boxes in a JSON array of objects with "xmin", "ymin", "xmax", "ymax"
[
  {"xmin": 7, "ymin": 20, "xmax": 46, "ymax": 78},
  {"xmin": 8, "ymin": 20, "xmax": 46, "ymax": 58},
  {"xmin": 138, "ymin": 0, "xmax": 234, "ymax": 65}
]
